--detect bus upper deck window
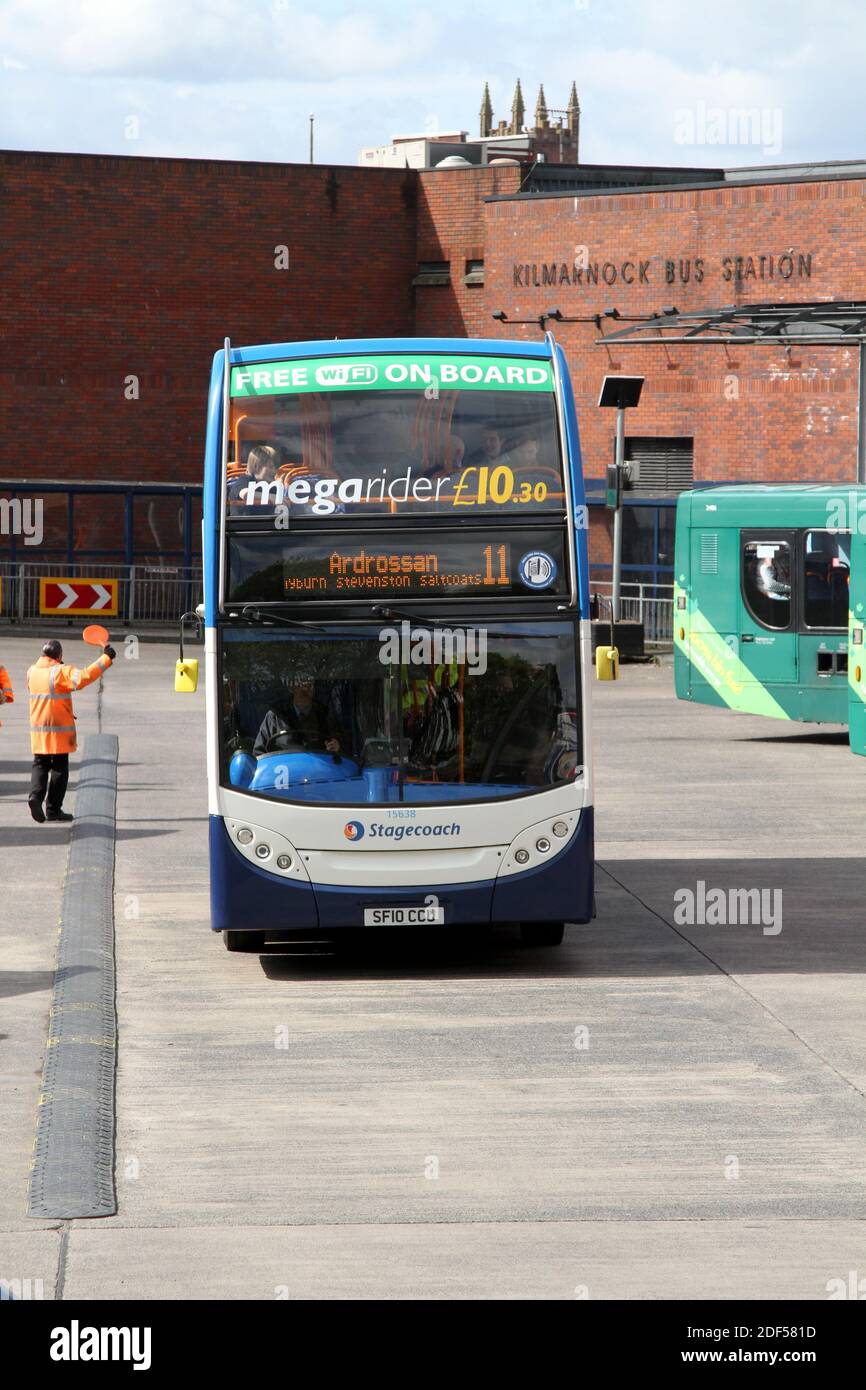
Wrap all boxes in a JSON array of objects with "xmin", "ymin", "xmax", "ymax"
[{"xmin": 742, "ymin": 540, "xmax": 791, "ymax": 630}]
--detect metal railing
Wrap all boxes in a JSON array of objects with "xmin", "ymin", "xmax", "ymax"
[
  {"xmin": 0, "ymin": 561, "xmax": 203, "ymax": 626},
  {"xmin": 590, "ymin": 579, "xmax": 674, "ymax": 645}
]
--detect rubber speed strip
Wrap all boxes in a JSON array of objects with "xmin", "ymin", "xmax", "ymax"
[{"xmin": 28, "ymin": 734, "xmax": 119, "ymax": 1219}]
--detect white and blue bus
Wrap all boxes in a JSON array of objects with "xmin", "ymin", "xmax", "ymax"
[{"xmin": 197, "ymin": 336, "xmax": 594, "ymax": 951}]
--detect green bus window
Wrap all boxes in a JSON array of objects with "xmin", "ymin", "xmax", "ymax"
[
  {"xmin": 803, "ymin": 530, "xmax": 850, "ymax": 630},
  {"xmin": 742, "ymin": 540, "xmax": 791, "ymax": 630}
]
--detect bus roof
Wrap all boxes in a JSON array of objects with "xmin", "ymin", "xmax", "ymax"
[
  {"xmin": 679, "ymin": 483, "xmax": 863, "ymax": 526},
  {"xmin": 223, "ymin": 336, "xmax": 555, "ymax": 367}
]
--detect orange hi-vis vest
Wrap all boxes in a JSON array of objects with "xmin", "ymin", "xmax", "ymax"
[
  {"xmin": 0, "ymin": 664, "xmax": 13, "ymax": 728},
  {"xmin": 26, "ymin": 653, "xmax": 112, "ymax": 754}
]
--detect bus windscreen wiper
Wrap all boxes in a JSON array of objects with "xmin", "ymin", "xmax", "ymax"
[
  {"xmin": 234, "ymin": 605, "xmax": 326, "ymax": 633},
  {"xmin": 371, "ymin": 604, "xmax": 446, "ymax": 627}
]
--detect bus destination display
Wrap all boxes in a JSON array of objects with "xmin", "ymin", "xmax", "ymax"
[{"xmin": 228, "ymin": 531, "xmax": 566, "ymax": 602}]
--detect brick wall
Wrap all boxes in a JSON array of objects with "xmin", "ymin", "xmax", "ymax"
[
  {"xmin": 482, "ymin": 178, "xmax": 866, "ymax": 488},
  {"xmin": 5, "ymin": 149, "xmax": 866, "ymax": 577},
  {"xmin": 0, "ymin": 151, "xmax": 417, "ymax": 483},
  {"xmin": 415, "ymin": 165, "xmax": 523, "ymax": 338}
]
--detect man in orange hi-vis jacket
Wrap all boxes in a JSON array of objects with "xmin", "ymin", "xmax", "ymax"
[
  {"xmin": 27, "ymin": 637, "xmax": 115, "ymax": 823},
  {"xmin": 0, "ymin": 659, "xmax": 14, "ymax": 730}
]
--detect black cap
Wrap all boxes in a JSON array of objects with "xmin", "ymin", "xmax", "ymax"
[{"xmin": 42, "ymin": 639, "xmax": 63, "ymax": 660}]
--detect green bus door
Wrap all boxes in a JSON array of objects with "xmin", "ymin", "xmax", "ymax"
[
  {"xmin": 736, "ymin": 529, "xmax": 799, "ymax": 685},
  {"xmin": 849, "ymin": 530, "xmax": 866, "ymax": 756}
]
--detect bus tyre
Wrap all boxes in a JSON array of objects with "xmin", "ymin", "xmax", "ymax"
[
  {"xmin": 223, "ymin": 930, "xmax": 266, "ymax": 953},
  {"xmin": 520, "ymin": 921, "xmax": 565, "ymax": 947}
]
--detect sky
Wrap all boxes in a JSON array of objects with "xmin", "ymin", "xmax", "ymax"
[{"xmin": 0, "ymin": 0, "xmax": 863, "ymax": 169}]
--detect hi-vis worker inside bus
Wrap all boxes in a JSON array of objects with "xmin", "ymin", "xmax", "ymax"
[
  {"xmin": 27, "ymin": 637, "xmax": 115, "ymax": 823},
  {"xmin": 187, "ymin": 334, "xmax": 597, "ymax": 954}
]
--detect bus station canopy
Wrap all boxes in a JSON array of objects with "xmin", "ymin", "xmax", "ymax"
[{"xmin": 595, "ymin": 300, "xmax": 866, "ymax": 345}]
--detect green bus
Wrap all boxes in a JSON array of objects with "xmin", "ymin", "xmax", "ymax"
[
  {"xmin": 674, "ymin": 485, "xmax": 855, "ymax": 725},
  {"xmin": 849, "ymin": 528, "xmax": 866, "ymax": 755}
]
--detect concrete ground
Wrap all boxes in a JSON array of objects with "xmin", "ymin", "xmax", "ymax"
[{"xmin": 1, "ymin": 633, "xmax": 864, "ymax": 1300}]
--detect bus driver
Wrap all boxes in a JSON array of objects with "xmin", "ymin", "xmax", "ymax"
[{"xmin": 253, "ymin": 679, "xmax": 341, "ymax": 757}]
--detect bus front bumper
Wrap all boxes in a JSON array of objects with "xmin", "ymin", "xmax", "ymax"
[{"xmin": 208, "ymin": 809, "xmax": 594, "ymax": 934}]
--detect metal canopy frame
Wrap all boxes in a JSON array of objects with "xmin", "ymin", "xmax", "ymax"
[
  {"xmin": 593, "ymin": 300, "xmax": 866, "ymax": 484},
  {"xmin": 595, "ymin": 300, "xmax": 866, "ymax": 346}
]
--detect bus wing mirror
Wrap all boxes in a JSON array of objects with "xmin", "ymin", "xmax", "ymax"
[{"xmin": 175, "ymin": 610, "xmax": 202, "ymax": 694}]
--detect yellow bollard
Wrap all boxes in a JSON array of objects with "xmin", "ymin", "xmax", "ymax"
[{"xmin": 596, "ymin": 646, "xmax": 619, "ymax": 681}]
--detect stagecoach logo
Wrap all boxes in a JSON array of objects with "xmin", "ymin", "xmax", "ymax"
[
  {"xmin": 314, "ymin": 362, "xmax": 378, "ymax": 387},
  {"xmin": 344, "ymin": 820, "xmax": 365, "ymax": 841},
  {"xmin": 518, "ymin": 550, "xmax": 557, "ymax": 589}
]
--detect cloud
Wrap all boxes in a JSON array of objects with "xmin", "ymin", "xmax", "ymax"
[
  {"xmin": 0, "ymin": 0, "xmax": 863, "ymax": 166},
  {"xmin": 0, "ymin": 0, "xmax": 434, "ymax": 81}
]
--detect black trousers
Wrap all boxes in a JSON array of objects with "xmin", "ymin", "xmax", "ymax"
[{"xmin": 30, "ymin": 753, "xmax": 70, "ymax": 814}]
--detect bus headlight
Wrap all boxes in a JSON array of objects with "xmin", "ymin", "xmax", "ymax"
[
  {"xmin": 276, "ymin": 854, "xmax": 292, "ymax": 870},
  {"xmin": 514, "ymin": 849, "xmax": 530, "ymax": 865},
  {"xmin": 255, "ymin": 843, "xmax": 271, "ymax": 860},
  {"xmin": 536, "ymin": 837, "xmax": 551, "ymax": 853},
  {"xmin": 237, "ymin": 828, "xmax": 253, "ymax": 844}
]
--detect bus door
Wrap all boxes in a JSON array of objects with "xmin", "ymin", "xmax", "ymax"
[
  {"xmin": 849, "ymin": 530, "xmax": 866, "ymax": 755},
  {"xmin": 737, "ymin": 530, "xmax": 798, "ymax": 688},
  {"xmin": 798, "ymin": 528, "xmax": 850, "ymax": 723}
]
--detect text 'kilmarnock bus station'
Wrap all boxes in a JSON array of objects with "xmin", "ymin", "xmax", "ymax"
[{"xmin": 6, "ymin": 73, "xmax": 866, "ymax": 1336}]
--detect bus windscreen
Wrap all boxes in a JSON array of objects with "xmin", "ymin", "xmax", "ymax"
[{"xmin": 220, "ymin": 622, "xmax": 580, "ymax": 805}]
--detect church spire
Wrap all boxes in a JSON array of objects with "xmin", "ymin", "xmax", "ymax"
[
  {"xmin": 479, "ymin": 81, "xmax": 493, "ymax": 138},
  {"xmin": 567, "ymin": 81, "xmax": 580, "ymax": 133},
  {"xmin": 535, "ymin": 83, "xmax": 549, "ymax": 129},
  {"xmin": 510, "ymin": 78, "xmax": 525, "ymax": 135}
]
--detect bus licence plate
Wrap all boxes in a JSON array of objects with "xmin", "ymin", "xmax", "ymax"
[{"xmin": 364, "ymin": 905, "xmax": 445, "ymax": 926}]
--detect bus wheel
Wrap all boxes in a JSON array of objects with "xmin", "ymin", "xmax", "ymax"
[
  {"xmin": 520, "ymin": 922, "xmax": 565, "ymax": 947},
  {"xmin": 223, "ymin": 930, "xmax": 266, "ymax": 953}
]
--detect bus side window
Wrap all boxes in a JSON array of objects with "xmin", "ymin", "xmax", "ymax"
[
  {"xmin": 803, "ymin": 530, "xmax": 850, "ymax": 629},
  {"xmin": 742, "ymin": 539, "xmax": 792, "ymax": 630}
]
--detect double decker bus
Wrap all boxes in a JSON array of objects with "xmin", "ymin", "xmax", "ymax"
[
  {"xmin": 196, "ymin": 335, "xmax": 594, "ymax": 952},
  {"xmin": 675, "ymin": 485, "xmax": 854, "ymax": 725}
]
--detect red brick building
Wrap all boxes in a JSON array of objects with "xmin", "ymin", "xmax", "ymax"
[{"xmin": 3, "ymin": 143, "xmax": 866, "ymax": 585}]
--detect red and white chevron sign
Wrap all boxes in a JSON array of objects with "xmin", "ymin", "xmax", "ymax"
[{"xmin": 40, "ymin": 578, "xmax": 118, "ymax": 617}]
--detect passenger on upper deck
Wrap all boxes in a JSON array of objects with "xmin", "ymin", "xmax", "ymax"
[
  {"xmin": 509, "ymin": 433, "xmax": 542, "ymax": 473},
  {"xmin": 237, "ymin": 445, "xmax": 281, "ymax": 505},
  {"xmin": 422, "ymin": 433, "xmax": 466, "ymax": 487},
  {"xmin": 469, "ymin": 426, "xmax": 512, "ymax": 469}
]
